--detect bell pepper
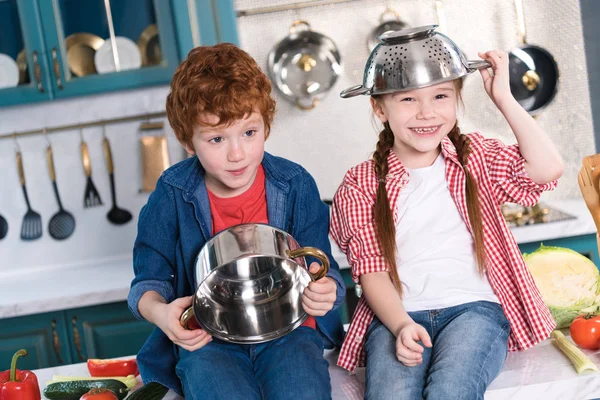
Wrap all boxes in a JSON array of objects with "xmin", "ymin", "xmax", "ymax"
[
  {"xmin": 87, "ymin": 359, "xmax": 139, "ymax": 378},
  {"xmin": 0, "ymin": 349, "xmax": 41, "ymax": 400}
]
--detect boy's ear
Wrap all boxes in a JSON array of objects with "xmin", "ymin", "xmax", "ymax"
[
  {"xmin": 370, "ymin": 97, "xmax": 387, "ymax": 122},
  {"xmin": 181, "ymin": 141, "xmax": 195, "ymax": 155}
]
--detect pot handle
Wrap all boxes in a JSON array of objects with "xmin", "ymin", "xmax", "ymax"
[
  {"xmin": 287, "ymin": 247, "xmax": 330, "ymax": 280},
  {"xmin": 180, "ymin": 306, "xmax": 200, "ymax": 330},
  {"xmin": 290, "ymin": 20, "xmax": 311, "ymax": 34},
  {"xmin": 380, "ymin": 8, "xmax": 400, "ymax": 23}
]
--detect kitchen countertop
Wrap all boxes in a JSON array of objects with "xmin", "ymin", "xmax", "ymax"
[
  {"xmin": 31, "ymin": 335, "xmax": 600, "ymax": 400},
  {"xmin": 0, "ymin": 198, "xmax": 596, "ymax": 320}
]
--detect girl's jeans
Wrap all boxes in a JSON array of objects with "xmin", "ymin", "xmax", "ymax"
[
  {"xmin": 176, "ymin": 326, "xmax": 331, "ymax": 400},
  {"xmin": 364, "ymin": 301, "xmax": 510, "ymax": 400}
]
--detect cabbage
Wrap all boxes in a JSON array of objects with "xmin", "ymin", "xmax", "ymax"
[{"xmin": 524, "ymin": 244, "xmax": 600, "ymax": 328}]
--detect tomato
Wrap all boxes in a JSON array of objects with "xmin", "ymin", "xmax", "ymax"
[
  {"xmin": 87, "ymin": 358, "xmax": 139, "ymax": 377},
  {"xmin": 80, "ymin": 388, "xmax": 118, "ymax": 400},
  {"xmin": 569, "ymin": 314, "xmax": 600, "ymax": 350}
]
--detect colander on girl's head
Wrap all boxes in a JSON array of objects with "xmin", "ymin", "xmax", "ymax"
[{"xmin": 341, "ymin": 25, "xmax": 490, "ymax": 98}]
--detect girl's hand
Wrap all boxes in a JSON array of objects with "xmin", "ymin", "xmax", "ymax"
[
  {"xmin": 154, "ymin": 296, "xmax": 212, "ymax": 351},
  {"xmin": 302, "ymin": 262, "xmax": 337, "ymax": 316},
  {"xmin": 477, "ymin": 50, "xmax": 513, "ymax": 108},
  {"xmin": 396, "ymin": 322, "xmax": 432, "ymax": 366}
]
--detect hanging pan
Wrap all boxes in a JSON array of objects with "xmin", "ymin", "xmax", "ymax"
[
  {"xmin": 268, "ymin": 21, "xmax": 342, "ymax": 111},
  {"xmin": 367, "ymin": 8, "xmax": 408, "ymax": 52},
  {"xmin": 508, "ymin": 0, "xmax": 559, "ymax": 115}
]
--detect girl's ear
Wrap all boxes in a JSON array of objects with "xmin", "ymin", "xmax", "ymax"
[{"xmin": 370, "ymin": 97, "xmax": 387, "ymax": 123}]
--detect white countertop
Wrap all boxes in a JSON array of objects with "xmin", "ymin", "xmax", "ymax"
[
  {"xmin": 0, "ymin": 199, "xmax": 596, "ymax": 320},
  {"xmin": 30, "ymin": 336, "xmax": 600, "ymax": 400}
]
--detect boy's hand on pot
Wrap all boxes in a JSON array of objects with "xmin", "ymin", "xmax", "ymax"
[
  {"xmin": 156, "ymin": 296, "xmax": 213, "ymax": 351},
  {"xmin": 302, "ymin": 262, "xmax": 337, "ymax": 316},
  {"xmin": 477, "ymin": 50, "xmax": 513, "ymax": 107},
  {"xmin": 395, "ymin": 322, "xmax": 432, "ymax": 367}
]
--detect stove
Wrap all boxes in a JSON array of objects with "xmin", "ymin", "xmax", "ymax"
[{"xmin": 501, "ymin": 203, "xmax": 576, "ymax": 227}]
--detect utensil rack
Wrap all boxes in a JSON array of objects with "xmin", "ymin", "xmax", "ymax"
[
  {"xmin": 236, "ymin": 0, "xmax": 359, "ymax": 17},
  {"xmin": 0, "ymin": 111, "xmax": 167, "ymax": 141}
]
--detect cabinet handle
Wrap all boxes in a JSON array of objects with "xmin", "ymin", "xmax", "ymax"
[
  {"xmin": 51, "ymin": 319, "xmax": 64, "ymax": 364},
  {"xmin": 51, "ymin": 48, "xmax": 63, "ymax": 89},
  {"xmin": 32, "ymin": 51, "xmax": 44, "ymax": 93},
  {"xmin": 72, "ymin": 316, "xmax": 85, "ymax": 361}
]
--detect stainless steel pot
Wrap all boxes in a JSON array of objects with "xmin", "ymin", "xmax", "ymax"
[
  {"xmin": 341, "ymin": 25, "xmax": 490, "ymax": 98},
  {"xmin": 367, "ymin": 9, "xmax": 408, "ymax": 52},
  {"xmin": 180, "ymin": 223, "xmax": 329, "ymax": 344},
  {"xmin": 267, "ymin": 20, "xmax": 342, "ymax": 110}
]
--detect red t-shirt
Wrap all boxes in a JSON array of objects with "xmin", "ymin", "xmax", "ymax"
[{"xmin": 207, "ymin": 165, "xmax": 316, "ymax": 329}]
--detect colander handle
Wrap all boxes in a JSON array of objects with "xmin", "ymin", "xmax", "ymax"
[
  {"xmin": 340, "ymin": 85, "xmax": 370, "ymax": 98},
  {"xmin": 467, "ymin": 60, "xmax": 492, "ymax": 71},
  {"xmin": 290, "ymin": 20, "xmax": 311, "ymax": 34},
  {"xmin": 287, "ymin": 247, "xmax": 330, "ymax": 281}
]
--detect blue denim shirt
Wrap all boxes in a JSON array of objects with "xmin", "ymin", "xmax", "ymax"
[{"xmin": 128, "ymin": 152, "xmax": 345, "ymax": 394}]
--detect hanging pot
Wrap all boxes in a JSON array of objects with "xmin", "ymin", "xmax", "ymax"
[
  {"xmin": 508, "ymin": 0, "xmax": 559, "ymax": 115},
  {"xmin": 267, "ymin": 21, "xmax": 342, "ymax": 110},
  {"xmin": 367, "ymin": 8, "xmax": 409, "ymax": 52}
]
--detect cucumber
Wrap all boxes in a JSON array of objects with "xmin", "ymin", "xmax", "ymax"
[
  {"xmin": 43, "ymin": 379, "xmax": 129, "ymax": 400},
  {"xmin": 126, "ymin": 382, "xmax": 168, "ymax": 400}
]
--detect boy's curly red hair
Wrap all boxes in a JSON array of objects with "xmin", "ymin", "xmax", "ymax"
[{"xmin": 166, "ymin": 43, "xmax": 276, "ymax": 147}]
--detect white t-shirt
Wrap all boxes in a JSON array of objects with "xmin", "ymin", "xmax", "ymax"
[{"xmin": 394, "ymin": 153, "xmax": 499, "ymax": 312}]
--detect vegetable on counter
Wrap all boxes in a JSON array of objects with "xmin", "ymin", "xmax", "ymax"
[
  {"xmin": 125, "ymin": 382, "xmax": 168, "ymax": 400},
  {"xmin": 0, "ymin": 349, "xmax": 41, "ymax": 400},
  {"xmin": 79, "ymin": 388, "xmax": 118, "ymax": 400},
  {"xmin": 48, "ymin": 375, "xmax": 137, "ymax": 390},
  {"xmin": 86, "ymin": 359, "xmax": 138, "ymax": 378},
  {"xmin": 570, "ymin": 314, "xmax": 600, "ymax": 350},
  {"xmin": 43, "ymin": 379, "xmax": 128, "ymax": 400},
  {"xmin": 551, "ymin": 330, "xmax": 599, "ymax": 374},
  {"xmin": 524, "ymin": 245, "xmax": 600, "ymax": 328}
]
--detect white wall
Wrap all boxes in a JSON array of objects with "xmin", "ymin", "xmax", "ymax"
[{"xmin": 0, "ymin": 0, "xmax": 594, "ymax": 272}]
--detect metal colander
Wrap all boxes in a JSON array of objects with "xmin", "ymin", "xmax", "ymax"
[{"xmin": 341, "ymin": 25, "xmax": 490, "ymax": 98}]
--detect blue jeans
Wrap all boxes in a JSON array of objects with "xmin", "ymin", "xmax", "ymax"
[
  {"xmin": 176, "ymin": 326, "xmax": 331, "ymax": 400},
  {"xmin": 364, "ymin": 301, "xmax": 510, "ymax": 400}
]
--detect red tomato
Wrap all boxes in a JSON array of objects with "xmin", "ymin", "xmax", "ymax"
[
  {"xmin": 80, "ymin": 388, "xmax": 118, "ymax": 400},
  {"xmin": 87, "ymin": 358, "xmax": 139, "ymax": 377},
  {"xmin": 570, "ymin": 314, "xmax": 600, "ymax": 350}
]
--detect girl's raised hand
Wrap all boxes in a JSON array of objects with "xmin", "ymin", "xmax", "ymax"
[
  {"xmin": 477, "ymin": 50, "xmax": 513, "ymax": 108},
  {"xmin": 395, "ymin": 322, "xmax": 432, "ymax": 366}
]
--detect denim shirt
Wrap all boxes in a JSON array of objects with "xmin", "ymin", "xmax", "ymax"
[{"xmin": 127, "ymin": 152, "xmax": 345, "ymax": 394}]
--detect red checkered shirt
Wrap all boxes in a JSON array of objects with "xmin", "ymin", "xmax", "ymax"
[{"xmin": 330, "ymin": 132, "xmax": 558, "ymax": 372}]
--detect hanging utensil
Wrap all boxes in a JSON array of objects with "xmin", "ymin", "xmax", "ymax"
[
  {"xmin": 102, "ymin": 130, "xmax": 132, "ymax": 225},
  {"xmin": 79, "ymin": 129, "xmax": 103, "ymax": 208},
  {"xmin": 508, "ymin": 0, "xmax": 558, "ymax": 115},
  {"xmin": 268, "ymin": 20, "xmax": 342, "ymax": 110},
  {"xmin": 16, "ymin": 149, "xmax": 42, "ymax": 241},
  {"xmin": 367, "ymin": 8, "xmax": 408, "ymax": 52},
  {"xmin": 46, "ymin": 142, "xmax": 76, "ymax": 240},
  {"xmin": 0, "ymin": 214, "xmax": 7, "ymax": 240}
]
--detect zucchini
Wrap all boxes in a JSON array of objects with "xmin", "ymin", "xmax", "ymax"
[
  {"xmin": 43, "ymin": 379, "xmax": 129, "ymax": 400},
  {"xmin": 126, "ymin": 382, "xmax": 168, "ymax": 400},
  {"xmin": 48, "ymin": 374, "xmax": 138, "ymax": 390}
]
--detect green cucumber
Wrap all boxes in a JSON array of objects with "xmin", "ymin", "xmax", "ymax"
[
  {"xmin": 125, "ymin": 382, "xmax": 168, "ymax": 400},
  {"xmin": 43, "ymin": 378, "xmax": 128, "ymax": 400}
]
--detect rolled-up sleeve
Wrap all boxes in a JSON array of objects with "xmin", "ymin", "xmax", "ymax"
[
  {"xmin": 128, "ymin": 179, "xmax": 178, "ymax": 320},
  {"xmin": 330, "ymin": 173, "xmax": 388, "ymax": 283},
  {"xmin": 482, "ymin": 136, "xmax": 558, "ymax": 206}
]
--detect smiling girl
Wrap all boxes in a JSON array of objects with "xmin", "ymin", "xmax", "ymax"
[{"xmin": 330, "ymin": 33, "xmax": 563, "ymax": 399}]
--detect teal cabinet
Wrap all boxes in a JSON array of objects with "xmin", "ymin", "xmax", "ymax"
[
  {"xmin": 0, "ymin": 301, "xmax": 154, "ymax": 370},
  {"xmin": 0, "ymin": 0, "xmax": 238, "ymax": 107}
]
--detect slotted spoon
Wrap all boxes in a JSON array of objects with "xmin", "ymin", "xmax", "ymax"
[
  {"xmin": 16, "ymin": 150, "xmax": 42, "ymax": 240},
  {"xmin": 46, "ymin": 144, "xmax": 76, "ymax": 240},
  {"xmin": 0, "ymin": 214, "xmax": 7, "ymax": 240}
]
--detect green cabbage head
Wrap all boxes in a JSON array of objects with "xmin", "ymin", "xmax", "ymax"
[{"xmin": 524, "ymin": 244, "xmax": 600, "ymax": 328}]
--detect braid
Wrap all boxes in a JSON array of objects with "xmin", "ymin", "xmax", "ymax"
[
  {"xmin": 373, "ymin": 122, "xmax": 403, "ymax": 294},
  {"xmin": 447, "ymin": 123, "xmax": 486, "ymax": 273}
]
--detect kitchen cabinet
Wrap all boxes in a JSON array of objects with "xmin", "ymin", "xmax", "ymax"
[
  {"xmin": 0, "ymin": 301, "xmax": 153, "ymax": 370},
  {"xmin": 0, "ymin": 0, "xmax": 238, "ymax": 107}
]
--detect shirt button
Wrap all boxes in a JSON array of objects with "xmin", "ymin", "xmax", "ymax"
[{"xmin": 355, "ymin": 335, "xmax": 363, "ymax": 342}]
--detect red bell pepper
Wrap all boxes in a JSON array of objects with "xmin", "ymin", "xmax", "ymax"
[
  {"xmin": 0, "ymin": 349, "xmax": 41, "ymax": 400},
  {"xmin": 87, "ymin": 359, "xmax": 139, "ymax": 377}
]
